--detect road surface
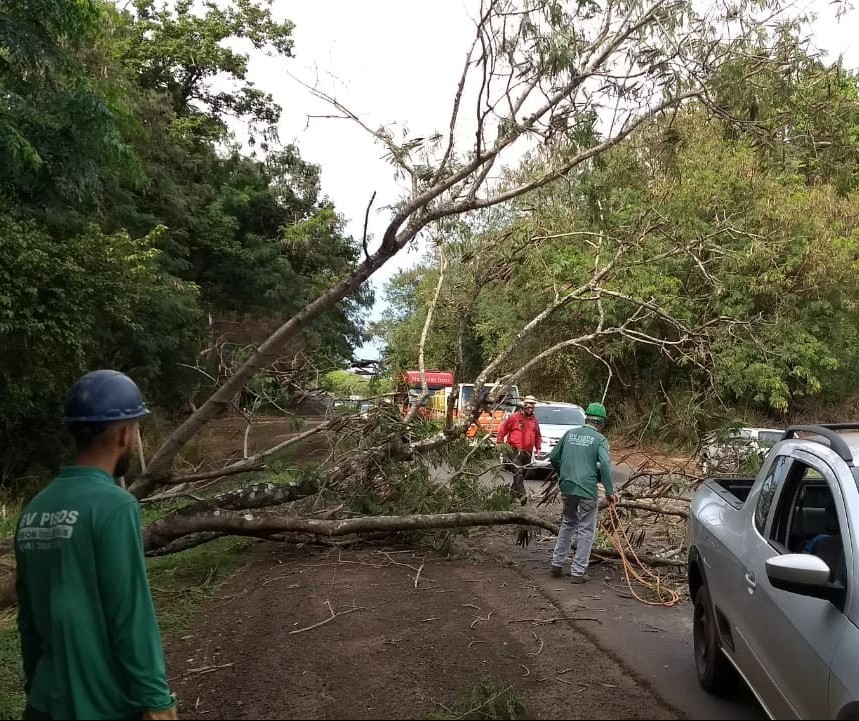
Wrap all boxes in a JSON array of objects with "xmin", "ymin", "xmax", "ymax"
[
  {"xmin": 501, "ymin": 527, "xmax": 766, "ymax": 720},
  {"xmin": 452, "ymin": 457, "xmax": 767, "ymax": 720},
  {"xmin": 509, "ymin": 469, "xmax": 765, "ymax": 721}
]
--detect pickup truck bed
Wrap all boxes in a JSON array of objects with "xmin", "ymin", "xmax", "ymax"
[{"xmin": 700, "ymin": 476, "xmax": 756, "ymax": 509}]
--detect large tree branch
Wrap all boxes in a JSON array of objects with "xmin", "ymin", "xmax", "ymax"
[
  {"xmin": 404, "ymin": 245, "xmax": 449, "ymax": 424},
  {"xmin": 433, "ymin": 20, "xmax": 483, "ymax": 183},
  {"xmin": 458, "ymin": 91, "xmax": 699, "ymax": 211},
  {"xmin": 143, "ymin": 509, "xmax": 559, "ymax": 552},
  {"xmin": 475, "ymin": 235, "xmax": 630, "ymax": 387},
  {"xmin": 157, "ymin": 418, "xmax": 332, "ymax": 487},
  {"xmin": 133, "ymin": 0, "xmax": 769, "ymax": 497}
]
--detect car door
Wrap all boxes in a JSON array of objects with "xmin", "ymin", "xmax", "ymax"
[
  {"xmin": 739, "ymin": 452, "xmax": 850, "ymax": 719},
  {"xmin": 713, "ymin": 454, "xmax": 793, "ymax": 708}
]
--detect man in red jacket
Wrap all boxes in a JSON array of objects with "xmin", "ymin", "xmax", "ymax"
[{"xmin": 496, "ymin": 395, "xmax": 541, "ymax": 505}]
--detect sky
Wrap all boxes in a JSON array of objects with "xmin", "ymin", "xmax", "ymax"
[
  {"xmin": 242, "ymin": 0, "xmax": 859, "ymax": 361},
  {"xmin": 244, "ymin": 0, "xmax": 479, "ymax": 360}
]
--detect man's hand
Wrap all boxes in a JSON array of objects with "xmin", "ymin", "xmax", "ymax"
[
  {"xmin": 606, "ymin": 494, "xmax": 619, "ymax": 507},
  {"xmin": 143, "ymin": 705, "xmax": 178, "ymax": 720}
]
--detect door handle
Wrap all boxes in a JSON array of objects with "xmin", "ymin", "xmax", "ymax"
[{"xmin": 745, "ymin": 571, "xmax": 756, "ymax": 594}]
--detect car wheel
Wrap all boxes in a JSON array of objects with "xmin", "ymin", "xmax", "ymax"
[{"xmin": 694, "ymin": 585, "xmax": 739, "ymax": 695}]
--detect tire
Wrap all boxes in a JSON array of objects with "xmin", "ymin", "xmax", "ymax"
[{"xmin": 693, "ymin": 585, "xmax": 739, "ymax": 694}]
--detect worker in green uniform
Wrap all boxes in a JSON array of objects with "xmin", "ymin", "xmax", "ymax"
[
  {"xmin": 548, "ymin": 402, "xmax": 618, "ymax": 583},
  {"xmin": 15, "ymin": 370, "xmax": 178, "ymax": 720}
]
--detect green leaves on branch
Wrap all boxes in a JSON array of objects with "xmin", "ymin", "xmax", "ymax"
[{"xmin": 0, "ymin": 217, "xmax": 201, "ymax": 478}]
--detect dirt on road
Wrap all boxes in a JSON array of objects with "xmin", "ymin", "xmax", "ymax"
[{"xmin": 166, "ymin": 540, "xmax": 680, "ymax": 720}]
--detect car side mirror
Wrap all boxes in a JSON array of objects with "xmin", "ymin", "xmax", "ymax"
[{"xmin": 766, "ymin": 554, "xmax": 843, "ymax": 604}]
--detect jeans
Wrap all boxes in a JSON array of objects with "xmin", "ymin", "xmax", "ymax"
[
  {"xmin": 504, "ymin": 449, "xmax": 531, "ymax": 498},
  {"xmin": 551, "ymin": 495, "xmax": 599, "ymax": 576}
]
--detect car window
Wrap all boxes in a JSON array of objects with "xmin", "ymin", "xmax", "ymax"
[
  {"xmin": 534, "ymin": 406, "xmax": 585, "ymax": 426},
  {"xmin": 758, "ymin": 431, "xmax": 783, "ymax": 446},
  {"xmin": 754, "ymin": 455, "xmax": 792, "ymax": 535},
  {"xmin": 768, "ymin": 461, "xmax": 846, "ymax": 585},
  {"xmin": 408, "ymin": 389, "xmax": 434, "ymax": 407},
  {"xmin": 460, "ymin": 385, "xmax": 517, "ymax": 410}
]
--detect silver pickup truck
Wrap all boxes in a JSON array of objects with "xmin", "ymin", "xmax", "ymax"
[{"xmin": 687, "ymin": 424, "xmax": 859, "ymax": 720}]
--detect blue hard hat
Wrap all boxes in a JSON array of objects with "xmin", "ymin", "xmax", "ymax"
[{"xmin": 63, "ymin": 370, "xmax": 150, "ymax": 424}]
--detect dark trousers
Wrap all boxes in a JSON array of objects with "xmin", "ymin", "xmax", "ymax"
[{"xmin": 505, "ymin": 449, "xmax": 532, "ymax": 498}]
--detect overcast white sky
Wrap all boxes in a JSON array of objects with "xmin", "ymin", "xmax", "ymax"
[{"xmin": 243, "ymin": 1, "xmax": 859, "ymax": 360}]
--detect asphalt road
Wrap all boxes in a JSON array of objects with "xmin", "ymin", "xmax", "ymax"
[
  {"xmin": 508, "ymin": 525, "xmax": 766, "ymax": 720},
  {"xmin": 509, "ymin": 470, "xmax": 766, "ymax": 721},
  {"xmin": 441, "ymin": 456, "xmax": 768, "ymax": 720}
]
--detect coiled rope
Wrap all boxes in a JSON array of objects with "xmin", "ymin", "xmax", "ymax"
[{"xmin": 599, "ymin": 504, "xmax": 681, "ymax": 607}]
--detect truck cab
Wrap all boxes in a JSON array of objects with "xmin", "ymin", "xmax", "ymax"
[
  {"xmin": 395, "ymin": 370, "xmax": 455, "ymax": 420},
  {"xmin": 454, "ymin": 382, "xmax": 520, "ymax": 440},
  {"xmin": 687, "ymin": 423, "xmax": 859, "ymax": 720}
]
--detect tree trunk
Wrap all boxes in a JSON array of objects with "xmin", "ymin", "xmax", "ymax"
[
  {"xmin": 143, "ymin": 509, "xmax": 559, "ymax": 553},
  {"xmin": 131, "ymin": 220, "xmax": 417, "ymax": 499}
]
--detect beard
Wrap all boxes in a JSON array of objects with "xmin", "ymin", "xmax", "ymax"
[{"xmin": 113, "ymin": 448, "xmax": 133, "ymax": 478}]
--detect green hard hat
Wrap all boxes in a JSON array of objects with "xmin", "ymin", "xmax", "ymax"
[{"xmin": 585, "ymin": 402, "xmax": 607, "ymax": 419}]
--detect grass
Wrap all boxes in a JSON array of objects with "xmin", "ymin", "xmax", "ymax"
[
  {"xmin": 1, "ymin": 499, "xmax": 22, "ymax": 539},
  {"xmin": 147, "ymin": 537, "xmax": 251, "ymax": 636},
  {"xmin": 0, "ymin": 610, "xmax": 24, "ymax": 719},
  {"xmin": 426, "ymin": 677, "xmax": 527, "ymax": 720},
  {"xmin": 140, "ymin": 498, "xmax": 185, "ymax": 525}
]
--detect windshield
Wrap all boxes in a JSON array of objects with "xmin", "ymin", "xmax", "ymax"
[
  {"xmin": 460, "ymin": 385, "xmax": 518, "ymax": 409},
  {"xmin": 534, "ymin": 405, "xmax": 585, "ymax": 426},
  {"xmin": 408, "ymin": 388, "xmax": 443, "ymax": 406},
  {"xmin": 758, "ymin": 431, "xmax": 783, "ymax": 446}
]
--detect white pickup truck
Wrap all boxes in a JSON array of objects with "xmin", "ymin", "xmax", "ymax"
[{"xmin": 687, "ymin": 424, "xmax": 859, "ymax": 720}]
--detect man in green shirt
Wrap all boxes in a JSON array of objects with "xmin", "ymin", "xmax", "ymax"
[
  {"xmin": 548, "ymin": 402, "xmax": 618, "ymax": 583},
  {"xmin": 15, "ymin": 370, "xmax": 177, "ymax": 720}
]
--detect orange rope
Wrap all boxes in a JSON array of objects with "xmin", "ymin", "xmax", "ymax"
[{"xmin": 599, "ymin": 505, "xmax": 681, "ymax": 607}]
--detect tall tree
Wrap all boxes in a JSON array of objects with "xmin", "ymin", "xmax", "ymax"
[{"xmin": 0, "ymin": 0, "xmax": 370, "ymax": 477}]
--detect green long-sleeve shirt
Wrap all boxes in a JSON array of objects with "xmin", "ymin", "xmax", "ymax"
[
  {"xmin": 15, "ymin": 466, "xmax": 174, "ymax": 720},
  {"xmin": 548, "ymin": 425, "xmax": 614, "ymax": 500}
]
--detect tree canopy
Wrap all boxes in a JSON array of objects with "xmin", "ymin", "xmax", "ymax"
[
  {"xmin": 375, "ymin": 46, "xmax": 859, "ymax": 440},
  {"xmin": 0, "ymin": 0, "xmax": 371, "ymax": 479}
]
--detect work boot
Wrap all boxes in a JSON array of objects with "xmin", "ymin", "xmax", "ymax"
[
  {"xmin": 570, "ymin": 573, "xmax": 590, "ymax": 584},
  {"xmin": 550, "ymin": 565, "xmax": 562, "ymax": 578}
]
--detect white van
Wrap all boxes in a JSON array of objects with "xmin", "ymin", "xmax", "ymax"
[{"xmin": 698, "ymin": 426, "xmax": 784, "ymax": 475}]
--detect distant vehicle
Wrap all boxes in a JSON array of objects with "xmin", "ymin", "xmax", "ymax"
[
  {"xmin": 455, "ymin": 382, "xmax": 520, "ymax": 440},
  {"xmin": 688, "ymin": 423, "xmax": 859, "ymax": 719},
  {"xmin": 327, "ymin": 398, "xmax": 361, "ymax": 418},
  {"xmin": 526, "ymin": 402, "xmax": 586, "ymax": 478},
  {"xmin": 394, "ymin": 370, "xmax": 455, "ymax": 420},
  {"xmin": 392, "ymin": 372, "xmax": 520, "ymax": 437},
  {"xmin": 698, "ymin": 426, "xmax": 784, "ymax": 475}
]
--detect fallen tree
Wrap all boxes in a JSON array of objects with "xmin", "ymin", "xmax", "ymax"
[
  {"xmin": 2, "ymin": 0, "xmax": 820, "ymax": 567},
  {"xmin": 142, "ymin": 506, "xmax": 687, "ymax": 568},
  {"xmin": 129, "ymin": 0, "xmax": 801, "ymax": 499},
  {"xmin": 143, "ymin": 509, "xmax": 559, "ymax": 552}
]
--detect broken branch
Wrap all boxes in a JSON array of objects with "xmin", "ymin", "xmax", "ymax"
[{"xmin": 290, "ymin": 601, "xmax": 365, "ymax": 635}]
